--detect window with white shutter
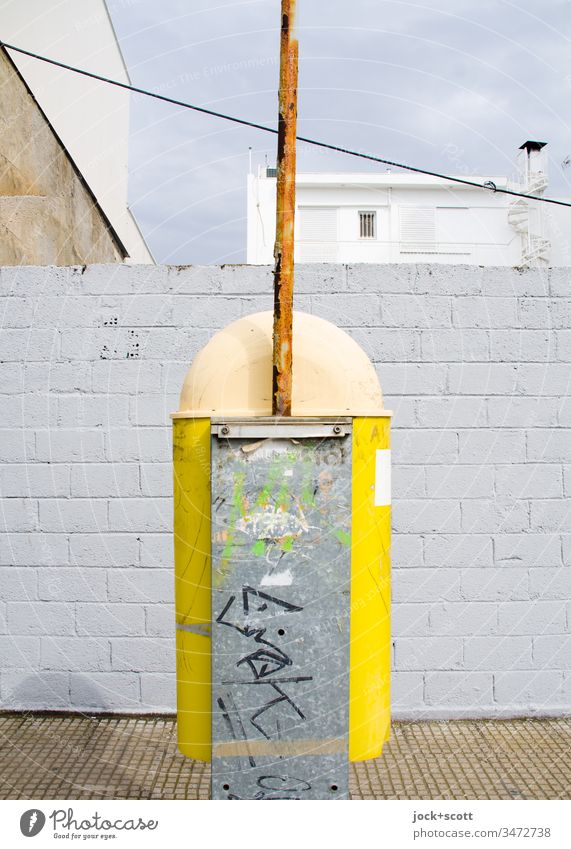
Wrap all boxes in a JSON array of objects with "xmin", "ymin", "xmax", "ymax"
[
  {"xmin": 297, "ymin": 207, "xmax": 338, "ymax": 262},
  {"xmin": 399, "ymin": 207, "xmax": 437, "ymax": 253},
  {"xmin": 399, "ymin": 206, "xmax": 471, "ymax": 255}
]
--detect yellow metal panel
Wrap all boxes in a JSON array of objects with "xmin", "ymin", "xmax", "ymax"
[
  {"xmin": 349, "ymin": 416, "xmax": 391, "ymax": 761},
  {"xmin": 173, "ymin": 418, "xmax": 211, "ymax": 761}
]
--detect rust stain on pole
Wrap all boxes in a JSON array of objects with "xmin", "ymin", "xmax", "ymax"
[{"xmin": 272, "ymin": 0, "xmax": 298, "ymax": 417}]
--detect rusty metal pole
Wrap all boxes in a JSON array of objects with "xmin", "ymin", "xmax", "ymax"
[{"xmin": 272, "ymin": 0, "xmax": 299, "ymax": 416}]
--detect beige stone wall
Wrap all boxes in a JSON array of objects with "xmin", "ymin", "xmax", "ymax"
[{"xmin": 0, "ymin": 49, "xmax": 125, "ymax": 265}]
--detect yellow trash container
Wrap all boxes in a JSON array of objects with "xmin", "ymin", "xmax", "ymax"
[{"xmin": 173, "ymin": 311, "xmax": 391, "ymax": 798}]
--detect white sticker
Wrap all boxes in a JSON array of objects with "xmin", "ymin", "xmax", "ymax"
[
  {"xmin": 260, "ymin": 568, "xmax": 294, "ymax": 587},
  {"xmin": 374, "ymin": 449, "xmax": 391, "ymax": 506}
]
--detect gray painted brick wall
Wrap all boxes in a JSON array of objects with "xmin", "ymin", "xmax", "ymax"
[{"xmin": 0, "ymin": 262, "xmax": 570, "ymax": 718}]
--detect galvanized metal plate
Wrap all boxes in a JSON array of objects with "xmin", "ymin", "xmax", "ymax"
[{"xmin": 211, "ymin": 430, "xmax": 352, "ymax": 800}]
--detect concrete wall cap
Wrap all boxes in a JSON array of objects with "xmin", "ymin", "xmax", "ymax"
[{"xmin": 174, "ymin": 311, "xmax": 387, "ymax": 417}]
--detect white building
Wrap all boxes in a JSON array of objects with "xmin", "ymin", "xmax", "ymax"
[
  {"xmin": 247, "ymin": 142, "xmax": 571, "ymax": 268},
  {"xmin": 3, "ymin": 0, "xmax": 153, "ymax": 263}
]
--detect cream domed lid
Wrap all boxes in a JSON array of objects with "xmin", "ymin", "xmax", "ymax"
[{"xmin": 174, "ymin": 311, "xmax": 387, "ymax": 418}]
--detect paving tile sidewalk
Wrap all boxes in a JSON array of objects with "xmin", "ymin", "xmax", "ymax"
[{"xmin": 0, "ymin": 713, "xmax": 569, "ymax": 800}]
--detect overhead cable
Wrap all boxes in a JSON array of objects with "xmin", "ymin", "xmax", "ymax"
[{"xmin": 2, "ymin": 39, "xmax": 570, "ymax": 209}]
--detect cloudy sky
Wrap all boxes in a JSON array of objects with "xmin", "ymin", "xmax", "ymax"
[{"xmin": 107, "ymin": 0, "xmax": 571, "ymax": 264}]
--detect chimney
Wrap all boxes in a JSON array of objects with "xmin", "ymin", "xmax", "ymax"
[{"xmin": 518, "ymin": 140, "xmax": 548, "ymax": 191}]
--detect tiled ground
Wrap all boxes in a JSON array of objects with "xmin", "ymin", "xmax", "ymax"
[{"xmin": 0, "ymin": 713, "xmax": 569, "ymax": 800}]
